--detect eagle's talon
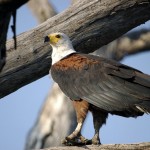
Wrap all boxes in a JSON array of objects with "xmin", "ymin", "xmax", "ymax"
[
  {"xmin": 79, "ymin": 135, "xmax": 91, "ymax": 144},
  {"xmin": 66, "ymin": 142, "xmax": 74, "ymax": 146},
  {"xmin": 91, "ymin": 139, "xmax": 101, "ymax": 145},
  {"xmin": 84, "ymin": 139, "xmax": 92, "ymax": 145},
  {"xmin": 91, "ymin": 134, "xmax": 101, "ymax": 145},
  {"xmin": 62, "ymin": 137, "xmax": 76, "ymax": 146},
  {"xmin": 62, "ymin": 135, "xmax": 90, "ymax": 146},
  {"xmin": 61, "ymin": 138, "xmax": 67, "ymax": 144}
]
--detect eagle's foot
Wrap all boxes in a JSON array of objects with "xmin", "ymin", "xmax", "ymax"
[
  {"xmin": 91, "ymin": 134, "xmax": 101, "ymax": 145},
  {"xmin": 61, "ymin": 138, "xmax": 77, "ymax": 146},
  {"xmin": 80, "ymin": 134, "xmax": 101, "ymax": 145},
  {"xmin": 61, "ymin": 134, "xmax": 90, "ymax": 146},
  {"xmin": 82, "ymin": 138, "xmax": 100, "ymax": 145}
]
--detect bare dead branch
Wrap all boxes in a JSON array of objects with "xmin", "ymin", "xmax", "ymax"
[
  {"xmin": 41, "ymin": 142, "xmax": 150, "ymax": 150},
  {"xmin": 0, "ymin": 0, "xmax": 150, "ymax": 98},
  {"xmin": 27, "ymin": 0, "xmax": 57, "ymax": 23},
  {"xmin": 71, "ymin": 0, "xmax": 80, "ymax": 5},
  {"xmin": 94, "ymin": 29, "xmax": 150, "ymax": 60}
]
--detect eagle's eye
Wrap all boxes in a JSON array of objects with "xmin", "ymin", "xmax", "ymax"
[{"xmin": 55, "ymin": 34, "xmax": 61, "ymax": 38}]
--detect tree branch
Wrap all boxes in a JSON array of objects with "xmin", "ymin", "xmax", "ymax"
[
  {"xmin": 41, "ymin": 142, "xmax": 150, "ymax": 150},
  {"xmin": 27, "ymin": 0, "xmax": 57, "ymax": 23},
  {"xmin": 94, "ymin": 29, "xmax": 150, "ymax": 60},
  {"xmin": 0, "ymin": 0, "xmax": 150, "ymax": 98}
]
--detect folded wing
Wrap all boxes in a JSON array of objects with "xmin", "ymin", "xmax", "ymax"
[{"xmin": 52, "ymin": 53, "xmax": 150, "ymax": 117}]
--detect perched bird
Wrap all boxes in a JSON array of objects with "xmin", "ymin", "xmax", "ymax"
[{"xmin": 44, "ymin": 32, "xmax": 150, "ymax": 146}]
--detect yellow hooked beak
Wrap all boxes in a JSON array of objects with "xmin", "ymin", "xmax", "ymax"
[{"xmin": 44, "ymin": 34, "xmax": 61, "ymax": 45}]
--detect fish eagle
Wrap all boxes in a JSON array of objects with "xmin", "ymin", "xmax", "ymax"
[{"xmin": 44, "ymin": 32, "xmax": 150, "ymax": 146}]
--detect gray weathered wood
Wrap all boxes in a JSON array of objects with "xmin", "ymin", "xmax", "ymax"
[
  {"xmin": 42, "ymin": 142, "xmax": 150, "ymax": 150},
  {"xmin": 27, "ymin": 0, "xmax": 57, "ymax": 23},
  {"xmin": 1, "ymin": 0, "xmax": 150, "ymax": 98}
]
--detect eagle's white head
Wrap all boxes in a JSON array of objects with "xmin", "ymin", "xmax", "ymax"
[{"xmin": 44, "ymin": 32, "xmax": 76, "ymax": 65}]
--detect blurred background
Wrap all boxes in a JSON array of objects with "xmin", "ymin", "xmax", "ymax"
[{"xmin": 0, "ymin": 0, "xmax": 150, "ymax": 150}]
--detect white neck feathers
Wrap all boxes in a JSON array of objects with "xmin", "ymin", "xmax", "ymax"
[{"xmin": 51, "ymin": 45, "xmax": 76, "ymax": 65}]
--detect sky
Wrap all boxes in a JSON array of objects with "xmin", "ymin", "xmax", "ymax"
[{"xmin": 0, "ymin": 1, "xmax": 150, "ymax": 150}]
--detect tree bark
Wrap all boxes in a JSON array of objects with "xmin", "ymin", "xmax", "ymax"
[
  {"xmin": 41, "ymin": 142, "xmax": 150, "ymax": 150},
  {"xmin": 0, "ymin": 0, "xmax": 150, "ymax": 98}
]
